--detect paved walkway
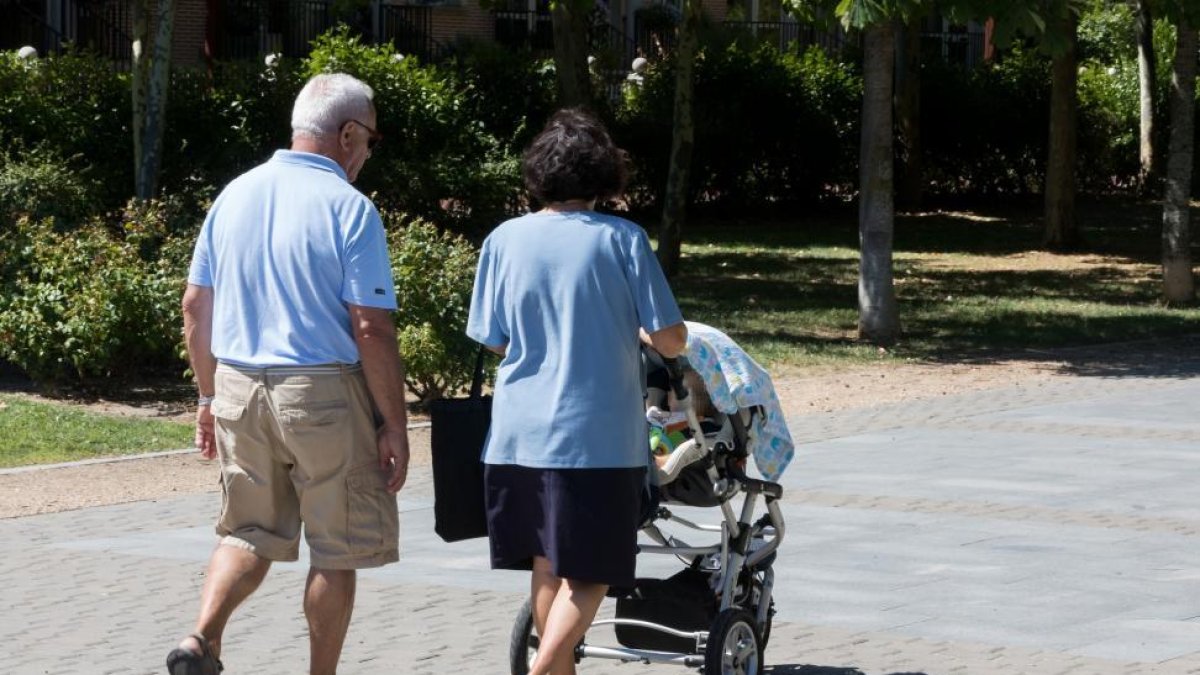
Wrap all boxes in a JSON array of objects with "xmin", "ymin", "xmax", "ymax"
[{"xmin": 4, "ymin": 354, "xmax": 1200, "ymax": 674}]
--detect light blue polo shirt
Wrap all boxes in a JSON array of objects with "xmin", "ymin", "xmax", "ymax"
[
  {"xmin": 467, "ymin": 211, "xmax": 683, "ymax": 469},
  {"xmin": 188, "ymin": 150, "xmax": 397, "ymax": 367}
]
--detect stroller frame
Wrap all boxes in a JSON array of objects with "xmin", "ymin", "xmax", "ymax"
[{"xmin": 509, "ymin": 357, "xmax": 786, "ymax": 674}]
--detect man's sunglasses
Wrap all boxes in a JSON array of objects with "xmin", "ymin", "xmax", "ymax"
[{"xmin": 343, "ymin": 119, "xmax": 383, "ymax": 151}]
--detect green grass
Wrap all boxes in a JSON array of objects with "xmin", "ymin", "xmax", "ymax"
[
  {"xmin": 669, "ymin": 200, "xmax": 1200, "ymax": 367},
  {"xmin": 0, "ymin": 394, "xmax": 194, "ymax": 468}
]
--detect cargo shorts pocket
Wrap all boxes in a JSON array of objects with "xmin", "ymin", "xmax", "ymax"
[
  {"xmin": 346, "ymin": 464, "xmax": 396, "ymax": 555},
  {"xmin": 210, "ymin": 398, "xmax": 247, "ymax": 422},
  {"xmin": 277, "ymin": 402, "xmax": 348, "ymax": 428}
]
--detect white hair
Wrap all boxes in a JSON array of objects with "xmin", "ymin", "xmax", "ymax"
[{"xmin": 291, "ymin": 73, "xmax": 375, "ymax": 141}]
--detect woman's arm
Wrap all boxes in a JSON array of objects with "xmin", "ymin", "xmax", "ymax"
[{"xmin": 640, "ymin": 323, "xmax": 687, "ymax": 358}]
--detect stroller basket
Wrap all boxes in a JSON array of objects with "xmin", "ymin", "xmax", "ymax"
[{"xmin": 615, "ymin": 568, "xmax": 716, "ymax": 653}]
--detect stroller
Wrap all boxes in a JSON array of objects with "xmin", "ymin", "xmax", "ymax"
[{"xmin": 508, "ymin": 322, "xmax": 793, "ymax": 675}]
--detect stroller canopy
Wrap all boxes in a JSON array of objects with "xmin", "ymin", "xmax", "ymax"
[{"xmin": 684, "ymin": 321, "xmax": 795, "ymax": 481}]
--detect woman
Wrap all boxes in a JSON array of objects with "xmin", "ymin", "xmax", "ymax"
[{"xmin": 467, "ymin": 108, "xmax": 687, "ymax": 674}]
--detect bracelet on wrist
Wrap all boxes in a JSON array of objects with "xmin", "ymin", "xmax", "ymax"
[{"xmin": 197, "ymin": 395, "xmax": 215, "ymax": 407}]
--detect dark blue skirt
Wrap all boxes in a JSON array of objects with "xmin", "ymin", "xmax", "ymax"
[{"xmin": 484, "ymin": 463, "xmax": 646, "ymax": 588}]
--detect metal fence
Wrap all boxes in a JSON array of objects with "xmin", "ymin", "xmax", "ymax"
[
  {"xmin": 213, "ymin": 0, "xmax": 372, "ymax": 60},
  {"xmin": 721, "ymin": 20, "xmax": 849, "ymax": 56},
  {"xmin": 379, "ymin": 4, "xmax": 432, "ymax": 59},
  {"xmin": 1, "ymin": 0, "xmax": 132, "ymax": 68},
  {"xmin": 921, "ymin": 30, "xmax": 985, "ymax": 69},
  {"xmin": 493, "ymin": 9, "xmax": 553, "ymax": 52}
]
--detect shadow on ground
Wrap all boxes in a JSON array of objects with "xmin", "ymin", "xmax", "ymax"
[{"xmin": 765, "ymin": 665, "xmax": 928, "ymax": 675}]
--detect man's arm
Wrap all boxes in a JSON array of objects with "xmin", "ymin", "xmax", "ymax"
[
  {"xmin": 182, "ymin": 284, "xmax": 217, "ymax": 459},
  {"xmin": 349, "ymin": 304, "xmax": 410, "ymax": 494}
]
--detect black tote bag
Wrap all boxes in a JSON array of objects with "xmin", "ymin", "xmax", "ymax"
[{"xmin": 429, "ymin": 348, "xmax": 492, "ymax": 542}]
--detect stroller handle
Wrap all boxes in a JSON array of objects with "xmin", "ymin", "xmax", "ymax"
[{"xmin": 660, "ymin": 356, "xmax": 690, "ymax": 404}]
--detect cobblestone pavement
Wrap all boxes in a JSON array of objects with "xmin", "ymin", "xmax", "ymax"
[{"xmin": 3, "ymin": 355, "xmax": 1200, "ymax": 674}]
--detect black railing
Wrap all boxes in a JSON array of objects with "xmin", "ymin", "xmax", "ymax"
[
  {"xmin": 379, "ymin": 4, "xmax": 433, "ymax": 60},
  {"xmin": 214, "ymin": 0, "xmax": 371, "ymax": 60},
  {"xmin": 493, "ymin": 9, "xmax": 553, "ymax": 52},
  {"xmin": 632, "ymin": 14, "xmax": 674, "ymax": 58},
  {"xmin": 921, "ymin": 30, "xmax": 985, "ymax": 69},
  {"xmin": 63, "ymin": 0, "xmax": 133, "ymax": 67},
  {"xmin": 721, "ymin": 20, "xmax": 849, "ymax": 56},
  {"xmin": 1, "ymin": 0, "xmax": 132, "ymax": 68}
]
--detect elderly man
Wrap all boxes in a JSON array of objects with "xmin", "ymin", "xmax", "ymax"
[{"xmin": 167, "ymin": 73, "xmax": 409, "ymax": 675}]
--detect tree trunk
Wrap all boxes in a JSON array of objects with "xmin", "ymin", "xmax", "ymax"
[
  {"xmin": 1136, "ymin": 0, "xmax": 1156, "ymax": 190},
  {"xmin": 895, "ymin": 18, "xmax": 922, "ymax": 211},
  {"xmin": 857, "ymin": 23, "xmax": 899, "ymax": 346},
  {"xmin": 656, "ymin": 0, "xmax": 701, "ymax": 277},
  {"xmin": 131, "ymin": 0, "xmax": 176, "ymax": 199},
  {"xmin": 550, "ymin": 0, "xmax": 592, "ymax": 108},
  {"xmin": 1162, "ymin": 20, "xmax": 1196, "ymax": 304},
  {"xmin": 1043, "ymin": 14, "xmax": 1079, "ymax": 249}
]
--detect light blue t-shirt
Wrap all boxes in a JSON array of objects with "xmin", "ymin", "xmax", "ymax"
[
  {"xmin": 467, "ymin": 211, "xmax": 684, "ymax": 469},
  {"xmin": 188, "ymin": 150, "xmax": 397, "ymax": 367}
]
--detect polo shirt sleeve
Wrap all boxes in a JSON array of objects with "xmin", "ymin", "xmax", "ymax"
[
  {"xmin": 341, "ymin": 202, "xmax": 398, "ymax": 310},
  {"xmin": 466, "ymin": 236, "xmax": 508, "ymax": 348},
  {"xmin": 187, "ymin": 207, "xmax": 214, "ymax": 287},
  {"xmin": 625, "ymin": 227, "xmax": 683, "ymax": 332}
]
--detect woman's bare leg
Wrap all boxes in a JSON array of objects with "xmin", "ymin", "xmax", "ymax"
[{"xmin": 528, "ymin": 572, "xmax": 607, "ymax": 675}]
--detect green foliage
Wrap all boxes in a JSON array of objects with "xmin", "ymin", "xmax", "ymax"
[
  {"xmin": 615, "ymin": 37, "xmax": 861, "ymax": 208},
  {"xmin": 304, "ymin": 29, "xmax": 521, "ymax": 231},
  {"xmin": 0, "ymin": 148, "xmax": 102, "ymax": 225},
  {"xmin": 448, "ymin": 40, "xmax": 558, "ymax": 154},
  {"xmin": 0, "ymin": 49, "xmax": 131, "ymax": 208},
  {"xmin": 1077, "ymin": 1, "xmax": 1135, "ymax": 62},
  {"xmin": 921, "ymin": 46, "xmax": 1049, "ymax": 195},
  {"xmin": 0, "ymin": 205, "xmax": 190, "ymax": 383},
  {"xmin": 385, "ymin": 213, "xmax": 481, "ymax": 404}
]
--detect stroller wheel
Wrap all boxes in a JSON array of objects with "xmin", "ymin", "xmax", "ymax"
[
  {"xmin": 704, "ymin": 608, "xmax": 762, "ymax": 675},
  {"xmin": 509, "ymin": 599, "xmax": 539, "ymax": 675}
]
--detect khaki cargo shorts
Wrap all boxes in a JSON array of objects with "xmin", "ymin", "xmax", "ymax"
[{"xmin": 211, "ymin": 362, "xmax": 399, "ymax": 570}]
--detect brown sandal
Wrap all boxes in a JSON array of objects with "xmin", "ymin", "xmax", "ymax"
[{"xmin": 165, "ymin": 633, "xmax": 224, "ymax": 674}]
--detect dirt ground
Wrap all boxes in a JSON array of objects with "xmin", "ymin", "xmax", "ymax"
[{"xmin": 0, "ymin": 336, "xmax": 1193, "ymax": 520}]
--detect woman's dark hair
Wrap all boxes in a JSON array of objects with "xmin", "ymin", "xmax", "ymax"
[{"xmin": 522, "ymin": 108, "xmax": 629, "ymax": 204}]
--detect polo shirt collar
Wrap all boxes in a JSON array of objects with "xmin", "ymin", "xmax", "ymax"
[{"xmin": 271, "ymin": 150, "xmax": 348, "ymax": 182}]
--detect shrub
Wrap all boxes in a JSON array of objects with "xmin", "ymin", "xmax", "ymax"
[
  {"xmin": 0, "ymin": 49, "xmax": 131, "ymax": 210},
  {"xmin": 921, "ymin": 46, "xmax": 1050, "ymax": 196},
  {"xmin": 386, "ymin": 212, "xmax": 481, "ymax": 404},
  {"xmin": 0, "ymin": 148, "xmax": 102, "ymax": 226},
  {"xmin": 0, "ymin": 210, "xmax": 187, "ymax": 383},
  {"xmin": 447, "ymin": 40, "xmax": 557, "ymax": 155},
  {"xmin": 304, "ymin": 29, "xmax": 521, "ymax": 232},
  {"xmin": 615, "ymin": 37, "xmax": 860, "ymax": 209}
]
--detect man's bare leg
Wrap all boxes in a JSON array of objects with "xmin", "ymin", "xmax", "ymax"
[
  {"xmin": 305, "ymin": 567, "xmax": 357, "ymax": 675},
  {"xmin": 176, "ymin": 543, "xmax": 272, "ymax": 658}
]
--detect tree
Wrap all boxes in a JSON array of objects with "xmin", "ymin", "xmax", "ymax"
[
  {"xmin": 656, "ymin": 0, "xmax": 702, "ymax": 276},
  {"xmin": 1161, "ymin": 9, "xmax": 1197, "ymax": 302},
  {"xmin": 984, "ymin": 1, "xmax": 1086, "ymax": 249},
  {"xmin": 1043, "ymin": 9, "xmax": 1080, "ymax": 248},
  {"xmin": 788, "ymin": 0, "xmax": 947, "ymax": 345},
  {"xmin": 1135, "ymin": 0, "xmax": 1157, "ymax": 189},
  {"xmin": 550, "ymin": 0, "xmax": 593, "ymax": 106},
  {"xmin": 131, "ymin": 0, "xmax": 177, "ymax": 199}
]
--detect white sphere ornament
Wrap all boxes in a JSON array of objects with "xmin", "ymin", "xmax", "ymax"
[
  {"xmin": 392, "ymin": 53, "xmax": 405, "ymax": 62},
  {"xmin": 587, "ymin": 55, "xmax": 596, "ymax": 65},
  {"xmin": 17, "ymin": 46, "xmax": 38, "ymax": 60},
  {"xmin": 264, "ymin": 52, "xmax": 280, "ymax": 68},
  {"xmin": 1106, "ymin": 66, "xmax": 1117, "ymax": 76},
  {"xmin": 631, "ymin": 57, "xmax": 648, "ymax": 73}
]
